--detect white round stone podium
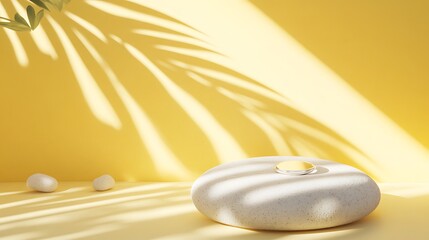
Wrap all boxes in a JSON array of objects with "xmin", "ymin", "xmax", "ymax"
[{"xmin": 191, "ymin": 156, "xmax": 380, "ymax": 231}]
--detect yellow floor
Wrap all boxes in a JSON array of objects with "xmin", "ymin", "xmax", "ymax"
[{"xmin": 1, "ymin": 182, "xmax": 428, "ymax": 240}]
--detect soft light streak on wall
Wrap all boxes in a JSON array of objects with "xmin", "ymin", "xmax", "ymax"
[
  {"xmin": 148, "ymin": 0, "xmax": 429, "ymax": 181},
  {"xmin": 30, "ymin": 27, "xmax": 59, "ymax": 60},
  {"xmin": 85, "ymin": 0, "xmax": 207, "ymax": 42},
  {"xmin": 75, "ymin": 31, "xmax": 193, "ymax": 180},
  {"xmin": 66, "ymin": 11, "xmax": 107, "ymax": 42},
  {"xmin": 0, "ymin": 2, "xmax": 28, "ymax": 67},
  {"xmin": 133, "ymin": 29, "xmax": 215, "ymax": 52},
  {"xmin": 185, "ymin": 71, "xmax": 212, "ymax": 87},
  {"xmin": 242, "ymin": 110, "xmax": 291, "ymax": 155},
  {"xmin": 47, "ymin": 16, "xmax": 121, "ymax": 130},
  {"xmin": 122, "ymin": 41, "xmax": 248, "ymax": 163},
  {"xmin": 10, "ymin": 0, "xmax": 58, "ymax": 59},
  {"xmin": 216, "ymin": 86, "xmax": 291, "ymax": 155},
  {"xmin": 170, "ymin": 60, "xmax": 290, "ymax": 107}
]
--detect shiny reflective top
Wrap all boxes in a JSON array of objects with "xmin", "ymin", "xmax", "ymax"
[{"xmin": 275, "ymin": 161, "xmax": 316, "ymax": 175}]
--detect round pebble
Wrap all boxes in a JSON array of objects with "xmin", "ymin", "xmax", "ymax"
[
  {"xmin": 191, "ymin": 156, "xmax": 381, "ymax": 231},
  {"xmin": 26, "ymin": 173, "xmax": 58, "ymax": 193},
  {"xmin": 93, "ymin": 174, "xmax": 115, "ymax": 191}
]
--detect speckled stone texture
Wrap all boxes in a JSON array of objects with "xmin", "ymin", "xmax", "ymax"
[{"xmin": 191, "ymin": 156, "xmax": 381, "ymax": 231}]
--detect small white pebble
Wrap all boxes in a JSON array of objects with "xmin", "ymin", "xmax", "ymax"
[
  {"xmin": 26, "ymin": 173, "xmax": 58, "ymax": 193},
  {"xmin": 93, "ymin": 174, "xmax": 115, "ymax": 191}
]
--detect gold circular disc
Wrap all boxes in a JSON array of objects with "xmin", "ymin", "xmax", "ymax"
[{"xmin": 275, "ymin": 161, "xmax": 315, "ymax": 175}]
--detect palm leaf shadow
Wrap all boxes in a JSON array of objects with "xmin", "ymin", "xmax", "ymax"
[{"xmin": 0, "ymin": 0, "xmax": 377, "ymax": 180}]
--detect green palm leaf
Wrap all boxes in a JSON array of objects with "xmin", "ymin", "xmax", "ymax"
[
  {"xmin": 26, "ymin": 5, "xmax": 36, "ymax": 29},
  {"xmin": 14, "ymin": 13, "xmax": 30, "ymax": 28},
  {"xmin": 1, "ymin": 0, "xmax": 69, "ymax": 32},
  {"xmin": 0, "ymin": 21, "xmax": 31, "ymax": 31},
  {"xmin": 29, "ymin": 0, "xmax": 49, "ymax": 11},
  {"xmin": 27, "ymin": 5, "xmax": 44, "ymax": 30},
  {"xmin": 34, "ymin": 9, "xmax": 44, "ymax": 29}
]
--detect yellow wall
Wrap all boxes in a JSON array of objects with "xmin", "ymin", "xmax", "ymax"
[
  {"xmin": 252, "ymin": 0, "xmax": 429, "ymax": 150},
  {"xmin": 1, "ymin": 0, "xmax": 428, "ymax": 182}
]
